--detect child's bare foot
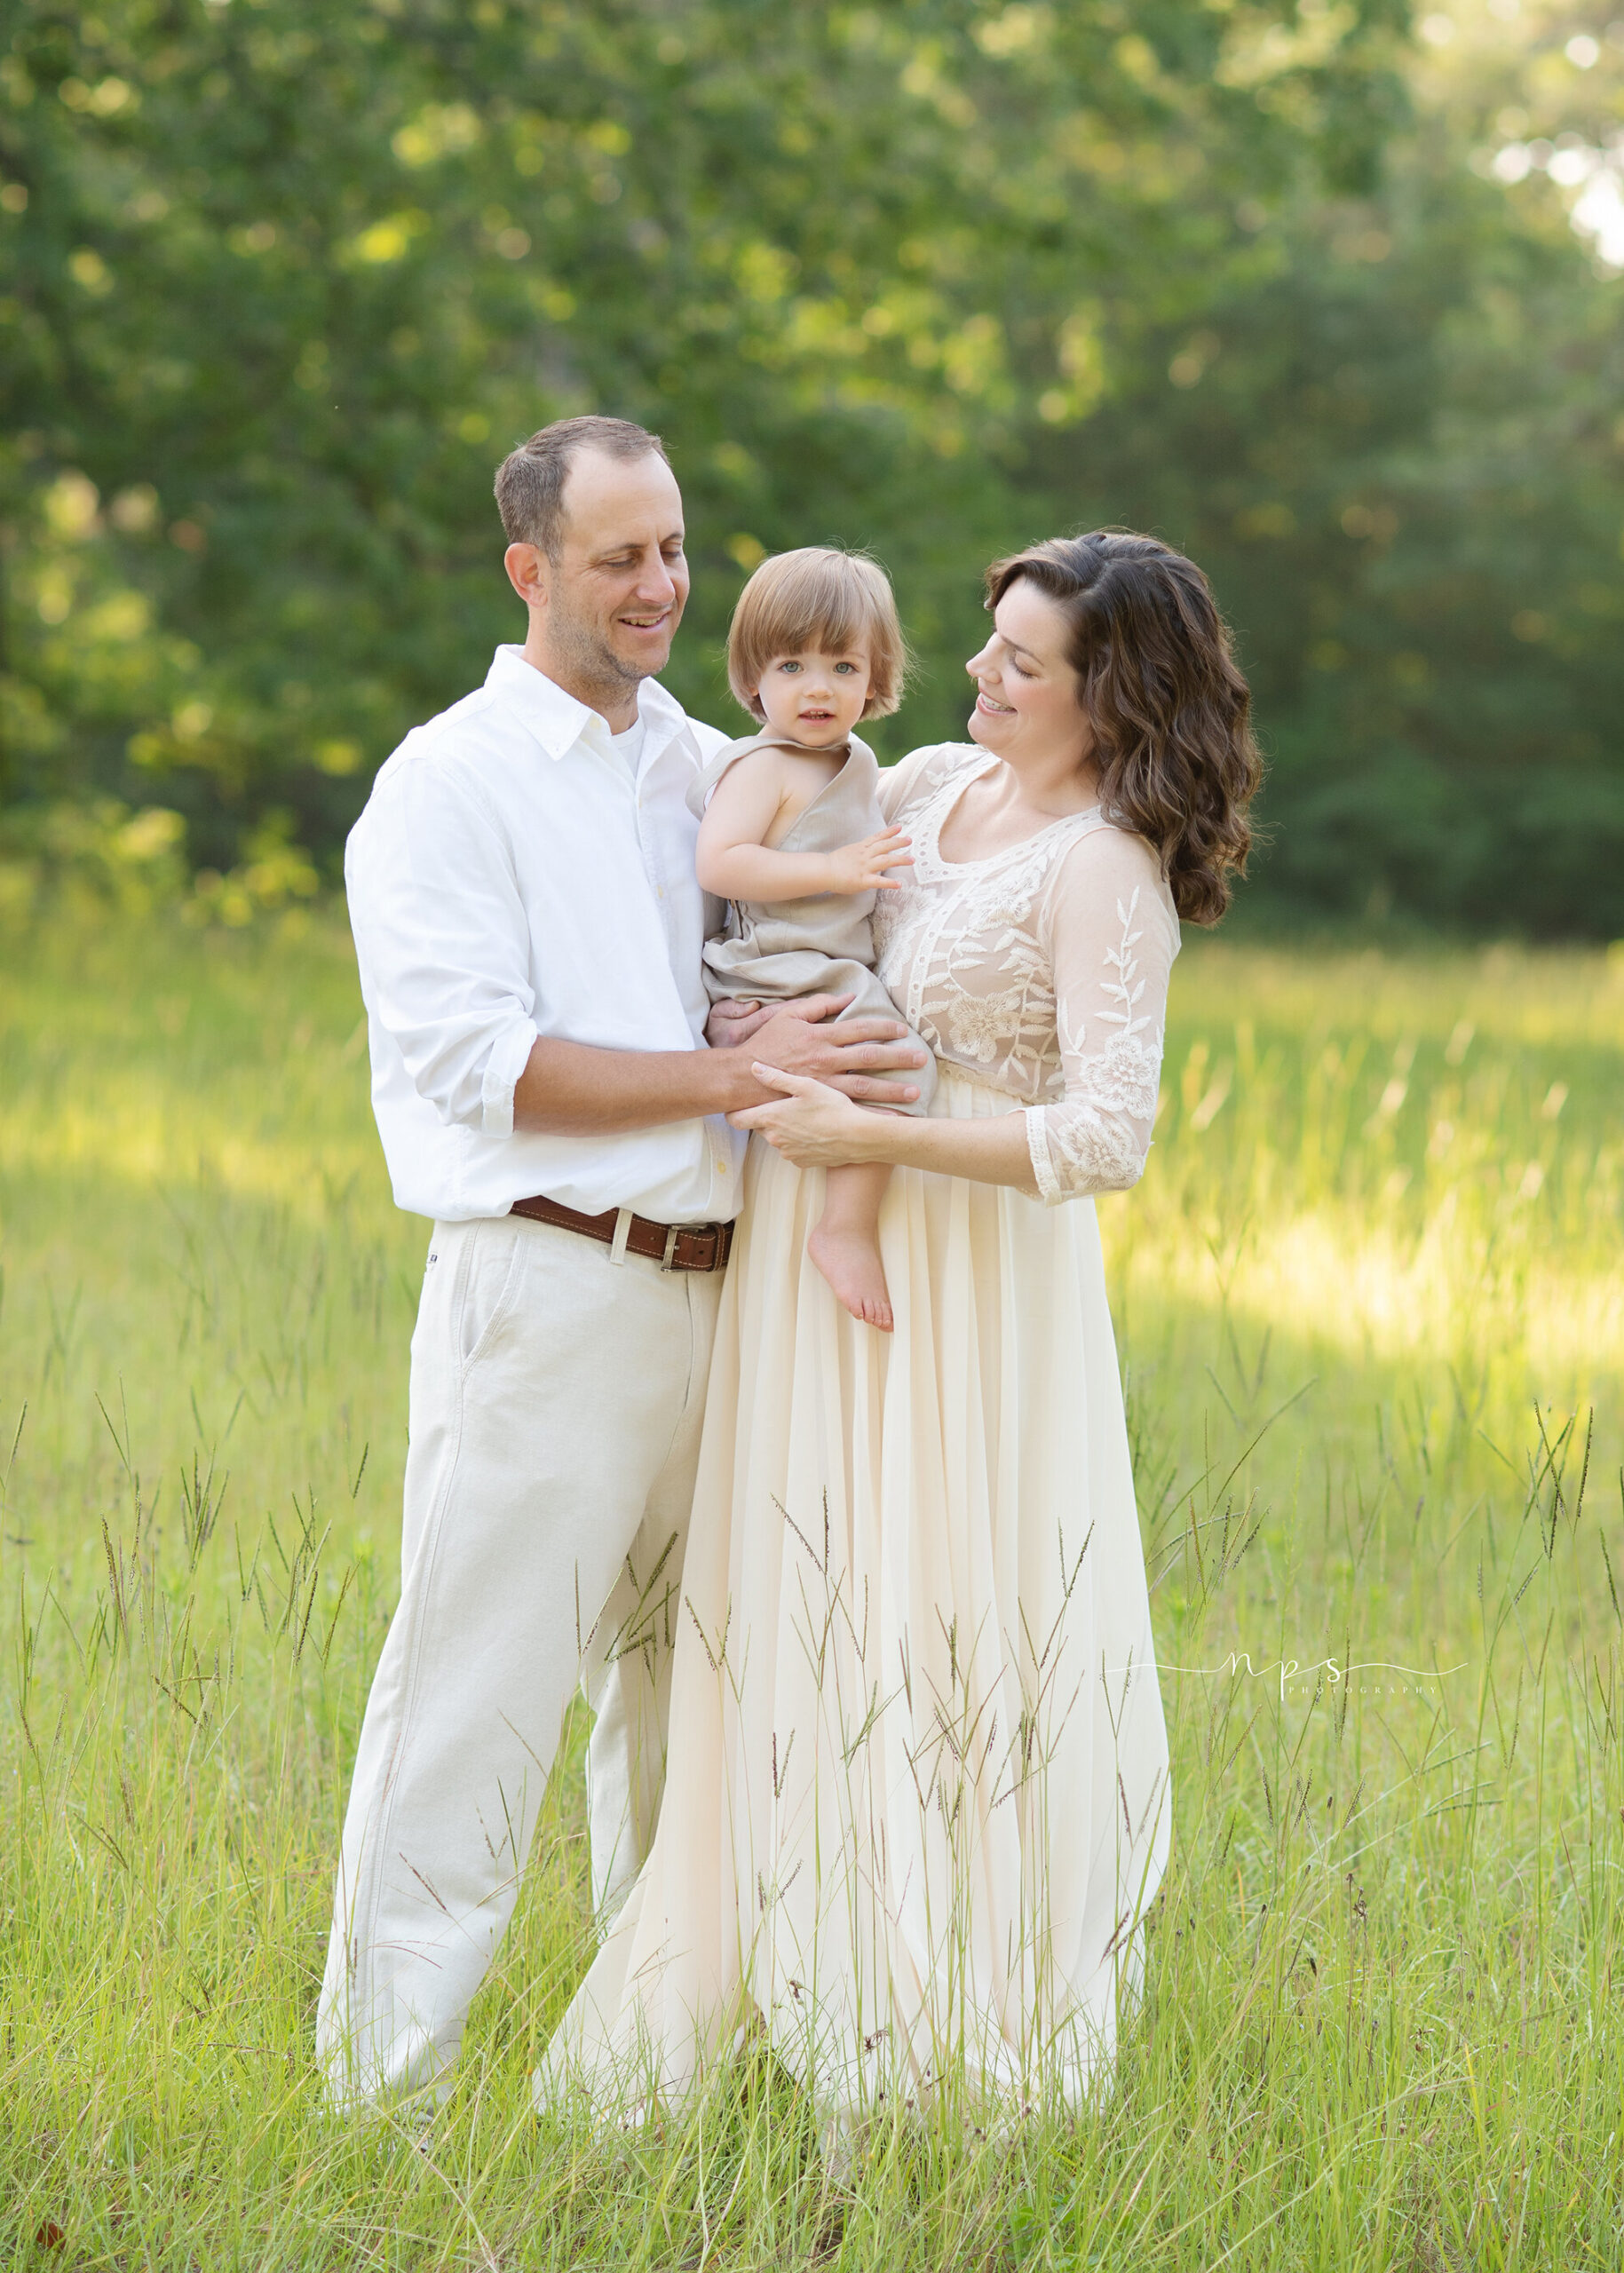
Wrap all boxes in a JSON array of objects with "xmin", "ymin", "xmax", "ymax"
[{"xmin": 808, "ymin": 1223, "xmax": 894, "ymax": 1331}]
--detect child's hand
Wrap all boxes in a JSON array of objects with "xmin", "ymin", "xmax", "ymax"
[{"xmin": 824, "ymin": 826, "xmax": 914, "ymax": 894}]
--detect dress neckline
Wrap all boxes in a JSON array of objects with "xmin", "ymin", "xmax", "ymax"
[{"xmin": 922, "ymin": 750, "xmax": 1103, "ymax": 875}]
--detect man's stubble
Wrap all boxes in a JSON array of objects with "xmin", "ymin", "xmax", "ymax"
[{"xmin": 544, "ymin": 580, "xmax": 657, "ymax": 714}]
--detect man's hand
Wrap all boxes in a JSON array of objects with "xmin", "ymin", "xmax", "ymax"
[
  {"xmin": 704, "ymin": 995, "xmax": 777, "ymax": 1049},
  {"xmin": 709, "ymin": 992, "xmax": 927, "ymax": 1106}
]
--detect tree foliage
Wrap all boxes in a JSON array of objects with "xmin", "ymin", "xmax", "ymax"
[{"xmin": 2, "ymin": 0, "xmax": 1620, "ymax": 929}]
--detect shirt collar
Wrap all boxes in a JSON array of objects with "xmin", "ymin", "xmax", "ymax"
[{"xmin": 485, "ymin": 645, "xmax": 692, "ymax": 764}]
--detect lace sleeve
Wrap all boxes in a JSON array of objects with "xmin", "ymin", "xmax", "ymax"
[
  {"xmin": 1024, "ymin": 829, "xmax": 1179, "ymax": 1205},
  {"xmin": 876, "ymin": 742, "xmax": 971, "ymax": 823}
]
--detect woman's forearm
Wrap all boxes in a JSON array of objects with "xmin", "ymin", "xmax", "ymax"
[
  {"xmin": 733, "ymin": 1065, "xmax": 1042, "ymax": 1195},
  {"xmin": 862, "ymin": 1105, "xmax": 1042, "ymax": 1197}
]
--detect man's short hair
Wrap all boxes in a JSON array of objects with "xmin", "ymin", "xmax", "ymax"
[{"xmin": 494, "ymin": 416, "xmax": 669, "ymax": 559}]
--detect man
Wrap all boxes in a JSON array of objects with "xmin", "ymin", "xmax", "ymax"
[{"xmin": 317, "ymin": 416, "xmax": 925, "ymax": 2110}]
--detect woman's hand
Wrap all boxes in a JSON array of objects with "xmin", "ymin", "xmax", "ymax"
[{"xmin": 729, "ymin": 1065, "xmax": 900, "ymax": 1167}]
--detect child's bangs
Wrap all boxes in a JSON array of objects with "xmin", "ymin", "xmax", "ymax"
[
  {"xmin": 750, "ymin": 558, "xmax": 886, "ymax": 664},
  {"xmin": 727, "ymin": 545, "xmax": 907, "ymax": 717}
]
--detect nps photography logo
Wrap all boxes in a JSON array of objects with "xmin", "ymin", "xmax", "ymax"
[{"xmin": 1159, "ymin": 1651, "xmax": 1468, "ymax": 1704}]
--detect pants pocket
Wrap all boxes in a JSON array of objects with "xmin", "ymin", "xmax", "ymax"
[{"xmin": 456, "ymin": 1222, "xmax": 527, "ymax": 1370}]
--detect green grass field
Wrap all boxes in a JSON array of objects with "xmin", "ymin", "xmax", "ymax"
[{"xmin": 4, "ymin": 911, "xmax": 1623, "ymax": 2269}]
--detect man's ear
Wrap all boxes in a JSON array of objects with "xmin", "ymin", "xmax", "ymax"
[{"xmin": 503, "ymin": 542, "xmax": 549, "ymax": 612}]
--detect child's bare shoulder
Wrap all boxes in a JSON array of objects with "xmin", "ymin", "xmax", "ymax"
[
  {"xmin": 719, "ymin": 740, "xmax": 834, "ymax": 798},
  {"xmin": 722, "ymin": 740, "xmax": 799, "ymax": 780}
]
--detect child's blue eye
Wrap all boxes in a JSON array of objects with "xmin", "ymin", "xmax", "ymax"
[
  {"xmin": 835, "ymin": 661, "xmax": 856, "ymax": 674},
  {"xmin": 780, "ymin": 661, "xmax": 801, "ymax": 673}
]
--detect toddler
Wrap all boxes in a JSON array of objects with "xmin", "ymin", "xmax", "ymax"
[{"xmin": 688, "ymin": 547, "xmax": 935, "ymax": 1331}]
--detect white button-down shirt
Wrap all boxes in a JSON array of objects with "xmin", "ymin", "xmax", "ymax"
[{"xmin": 345, "ymin": 645, "xmax": 746, "ymax": 1224}]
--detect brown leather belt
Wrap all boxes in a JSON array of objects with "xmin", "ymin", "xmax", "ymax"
[{"xmin": 509, "ymin": 1192, "xmax": 734, "ymax": 1272}]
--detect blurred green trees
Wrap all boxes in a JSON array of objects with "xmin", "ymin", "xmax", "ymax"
[{"xmin": 2, "ymin": 0, "xmax": 1620, "ymax": 929}]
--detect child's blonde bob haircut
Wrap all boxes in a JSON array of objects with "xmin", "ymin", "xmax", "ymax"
[{"xmin": 726, "ymin": 546, "xmax": 908, "ymax": 722}]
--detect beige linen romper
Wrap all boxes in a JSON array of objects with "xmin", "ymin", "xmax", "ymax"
[{"xmin": 686, "ymin": 729, "xmax": 937, "ymax": 1113}]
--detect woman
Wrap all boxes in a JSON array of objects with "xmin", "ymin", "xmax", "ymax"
[{"xmin": 539, "ymin": 532, "xmax": 1260, "ymax": 2145}]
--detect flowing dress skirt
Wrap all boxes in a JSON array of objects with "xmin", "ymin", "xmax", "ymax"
[{"xmin": 541, "ymin": 1067, "xmax": 1171, "ymax": 2124}]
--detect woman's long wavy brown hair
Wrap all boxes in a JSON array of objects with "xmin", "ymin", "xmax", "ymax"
[{"xmin": 984, "ymin": 532, "xmax": 1261, "ymax": 924}]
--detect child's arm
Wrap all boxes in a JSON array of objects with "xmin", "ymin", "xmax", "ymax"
[{"xmin": 695, "ymin": 749, "xmax": 913, "ymax": 902}]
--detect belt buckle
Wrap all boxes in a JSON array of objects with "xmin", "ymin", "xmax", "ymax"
[{"xmin": 660, "ymin": 1222, "xmax": 682, "ymax": 1271}]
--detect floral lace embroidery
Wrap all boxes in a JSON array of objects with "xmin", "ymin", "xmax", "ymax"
[
  {"xmin": 873, "ymin": 753, "xmax": 1100, "ymax": 1091},
  {"xmin": 945, "ymin": 984, "xmax": 1027, "ymax": 1066},
  {"xmin": 1027, "ymin": 889, "xmax": 1164, "ymax": 1203},
  {"xmin": 874, "ymin": 748, "xmax": 1176, "ymax": 1206}
]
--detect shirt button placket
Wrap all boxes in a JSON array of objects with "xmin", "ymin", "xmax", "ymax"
[{"xmin": 636, "ymin": 803, "xmax": 663, "ymax": 905}]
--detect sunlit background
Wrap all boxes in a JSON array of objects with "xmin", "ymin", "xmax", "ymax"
[{"xmin": 2, "ymin": 0, "xmax": 1621, "ymax": 934}]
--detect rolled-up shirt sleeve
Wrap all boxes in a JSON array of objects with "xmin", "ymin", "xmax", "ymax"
[{"xmin": 346, "ymin": 755, "xmax": 539, "ymax": 1139}]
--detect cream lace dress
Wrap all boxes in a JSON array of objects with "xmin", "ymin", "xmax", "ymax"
[{"xmin": 540, "ymin": 741, "xmax": 1178, "ymax": 2127}]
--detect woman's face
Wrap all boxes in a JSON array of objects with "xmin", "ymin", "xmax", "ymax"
[{"xmin": 964, "ymin": 579, "xmax": 1091, "ymax": 773}]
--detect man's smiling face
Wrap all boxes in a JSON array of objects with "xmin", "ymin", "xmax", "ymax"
[{"xmin": 537, "ymin": 446, "xmax": 689, "ymax": 700}]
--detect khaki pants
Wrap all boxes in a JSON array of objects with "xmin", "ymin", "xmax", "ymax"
[{"xmin": 316, "ymin": 1211, "xmax": 723, "ymax": 2107}]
